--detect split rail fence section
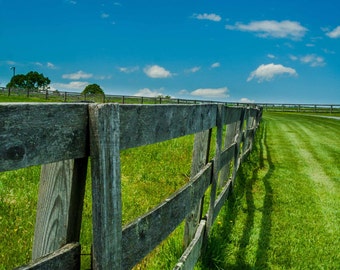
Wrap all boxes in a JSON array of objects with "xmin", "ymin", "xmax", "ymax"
[{"xmin": 0, "ymin": 103, "xmax": 262, "ymax": 269}]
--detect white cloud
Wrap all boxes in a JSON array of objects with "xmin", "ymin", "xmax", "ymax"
[
  {"xmin": 192, "ymin": 13, "xmax": 221, "ymax": 22},
  {"xmin": 211, "ymin": 62, "xmax": 220, "ymax": 68},
  {"xmin": 191, "ymin": 87, "xmax": 229, "ymax": 98},
  {"xmin": 291, "ymin": 54, "xmax": 326, "ymax": 67},
  {"xmin": 185, "ymin": 66, "xmax": 201, "ymax": 73},
  {"xmin": 267, "ymin": 54, "xmax": 276, "ymax": 59},
  {"xmin": 47, "ymin": 62, "xmax": 57, "ymax": 69},
  {"xmin": 240, "ymin": 98, "xmax": 255, "ymax": 103},
  {"xmin": 226, "ymin": 20, "xmax": 307, "ymax": 39},
  {"xmin": 101, "ymin": 13, "xmax": 109, "ymax": 19},
  {"xmin": 118, "ymin": 66, "xmax": 139, "ymax": 73},
  {"xmin": 247, "ymin": 63, "xmax": 297, "ymax": 82},
  {"xmin": 144, "ymin": 65, "xmax": 172, "ymax": 78},
  {"xmin": 52, "ymin": 81, "xmax": 89, "ymax": 91},
  {"xmin": 300, "ymin": 54, "xmax": 325, "ymax": 67},
  {"xmin": 326, "ymin": 26, "xmax": 340, "ymax": 38},
  {"xmin": 62, "ymin": 70, "xmax": 93, "ymax": 80},
  {"xmin": 134, "ymin": 88, "xmax": 164, "ymax": 97}
]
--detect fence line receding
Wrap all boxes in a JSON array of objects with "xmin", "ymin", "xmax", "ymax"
[{"xmin": 0, "ymin": 103, "xmax": 262, "ymax": 269}]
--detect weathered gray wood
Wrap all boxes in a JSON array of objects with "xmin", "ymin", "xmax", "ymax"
[
  {"xmin": 173, "ymin": 220, "xmax": 206, "ymax": 270},
  {"xmin": 218, "ymin": 123, "xmax": 237, "ymax": 188},
  {"xmin": 231, "ymin": 108, "xmax": 246, "ymax": 184},
  {"xmin": 122, "ymin": 163, "xmax": 212, "ymax": 270},
  {"xmin": 89, "ymin": 104, "xmax": 122, "ymax": 270},
  {"xmin": 206, "ymin": 104, "xmax": 224, "ymax": 233},
  {"xmin": 0, "ymin": 103, "xmax": 88, "ymax": 172},
  {"xmin": 32, "ymin": 157, "xmax": 88, "ymax": 260},
  {"xmin": 223, "ymin": 106, "xmax": 243, "ymax": 125},
  {"xmin": 213, "ymin": 180, "xmax": 232, "ymax": 223},
  {"xmin": 183, "ymin": 129, "xmax": 211, "ymax": 249},
  {"xmin": 119, "ymin": 104, "xmax": 217, "ymax": 150},
  {"xmin": 16, "ymin": 243, "xmax": 80, "ymax": 270},
  {"xmin": 219, "ymin": 143, "xmax": 236, "ymax": 172}
]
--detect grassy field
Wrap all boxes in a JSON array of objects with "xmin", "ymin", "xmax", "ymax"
[
  {"xmin": 0, "ymin": 107, "xmax": 339, "ymax": 269},
  {"xmin": 199, "ymin": 112, "xmax": 340, "ymax": 269}
]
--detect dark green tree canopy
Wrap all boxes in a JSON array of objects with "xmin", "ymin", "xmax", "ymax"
[
  {"xmin": 7, "ymin": 71, "xmax": 50, "ymax": 90},
  {"xmin": 82, "ymin": 84, "xmax": 104, "ymax": 95}
]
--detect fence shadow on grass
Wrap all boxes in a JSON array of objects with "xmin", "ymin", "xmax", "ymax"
[{"xmin": 200, "ymin": 120, "xmax": 275, "ymax": 269}]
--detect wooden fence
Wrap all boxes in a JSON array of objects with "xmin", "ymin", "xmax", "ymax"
[
  {"xmin": 0, "ymin": 103, "xmax": 262, "ymax": 269},
  {"xmin": 1, "ymin": 88, "xmax": 339, "ymax": 113}
]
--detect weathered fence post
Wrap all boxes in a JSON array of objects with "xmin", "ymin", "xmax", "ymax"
[
  {"xmin": 206, "ymin": 104, "xmax": 224, "ymax": 232},
  {"xmin": 183, "ymin": 129, "xmax": 211, "ymax": 249},
  {"xmin": 32, "ymin": 158, "xmax": 88, "ymax": 263},
  {"xmin": 89, "ymin": 103, "xmax": 122, "ymax": 269}
]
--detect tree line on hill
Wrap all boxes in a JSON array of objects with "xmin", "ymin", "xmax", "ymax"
[{"xmin": 6, "ymin": 70, "xmax": 105, "ymax": 96}]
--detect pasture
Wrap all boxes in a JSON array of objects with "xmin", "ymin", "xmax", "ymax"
[{"xmin": 0, "ymin": 111, "xmax": 339, "ymax": 269}]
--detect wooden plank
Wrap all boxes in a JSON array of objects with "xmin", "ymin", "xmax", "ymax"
[
  {"xmin": 122, "ymin": 163, "xmax": 212, "ymax": 270},
  {"xmin": 32, "ymin": 158, "xmax": 88, "ymax": 259},
  {"xmin": 231, "ymin": 108, "xmax": 246, "ymax": 183},
  {"xmin": 119, "ymin": 104, "xmax": 217, "ymax": 150},
  {"xmin": 89, "ymin": 104, "xmax": 122, "ymax": 270},
  {"xmin": 173, "ymin": 220, "xmax": 206, "ymax": 270},
  {"xmin": 206, "ymin": 104, "xmax": 224, "ymax": 233},
  {"xmin": 183, "ymin": 129, "xmax": 211, "ymax": 249},
  {"xmin": 213, "ymin": 180, "xmax": 232, "ymax": 223},
  {"xmin": 224, "ymin": 106, "xmax": 243, "ymax": 125},
  {"xmin": 219, "ymin": 143, "xmax": 236, "ymax": 172},
  {"xmin": 15, "ymin": 243, "xmax": 80, "ymax": 270},
  {"xmin": 0, "ymin": 103, "xmax": 88, "ymax": 172}
]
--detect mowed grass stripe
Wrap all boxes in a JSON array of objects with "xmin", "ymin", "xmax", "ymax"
[
  {"xmin": 280, "ymin": 119, "xmax": 340, "ymax": 234},
  {"xmin": 200, "ymin": 113, "xmax": 340, "ymax": 269},
  {"xmin": 265, "ymin": 113, "xmax": 340, "ymax": 268}
]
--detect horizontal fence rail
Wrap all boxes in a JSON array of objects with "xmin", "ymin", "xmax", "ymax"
[{"xmin": 1, "ymin": 102, "xmax": 262, "ymax": 269}]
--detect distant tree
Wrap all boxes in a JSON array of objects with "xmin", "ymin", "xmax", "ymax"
[
  {"xmin": 6, "ymin": 71, "xmax": 50, "ymax": 90},
  {"xmin": 82, "ymin": 84, "xmax": 104, "ymax": 95}
]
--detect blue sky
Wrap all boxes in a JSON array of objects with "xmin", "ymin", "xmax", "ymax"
[{"xmin": 1, "ymin": 0, "xmax": 340, "ymax": 103}]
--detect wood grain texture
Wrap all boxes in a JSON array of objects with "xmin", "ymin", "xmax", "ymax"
[
  {"xmin": 122, "ymin": 163, "xmax": 212, "ymax": 270},
  {"xmin": 183, "ymin": 129, "xmax": 211, "ymax": 249},
  {"xmin": 89, "ymin": 104, "xmax": 122, "ymax": 270},
  {"xmin": 173, "ymin": 220, "xmax": 206, "ymax": 270},
  {"xmin": 119, "ymin": 104, "xmax": 217, "ymax": 150},
  {"xmin": 0, "ymin": 103, "xmax": 88, "ymax": 172},
  {"xmin": 16, "ymin": 243, "xmax": 80, "ymax": 270},
  {"xmin": 32, "ymin": 158, "xmax": 88, "ymax": 259}
]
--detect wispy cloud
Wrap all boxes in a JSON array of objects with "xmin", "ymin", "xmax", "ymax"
[
  {"xmin": 211, "ymin": 62, "xmax": 220, "ymax": 68},
  {"xmin": 144, "ymin": 65, "xmax": 172, "ymax": 78},
  {"xmin": 240, "ymin": 97, "xmax": 255, "ymax": 103},
  {"xmin": 267, "ymin": 54, "xmax": 276, "ymax": 59},
  {"xmin": 226, "ymin": 20, "xmax": 308, "ymax": 39},
  {"xmin": 134, "ymin": 88, "xmax": 165, "ymax": 97},
  {"xmin": 52, "ymin": 81, "xmax": 89, "ymax": 91},
  {"xmin": 247, "ymin": 63, "xmax": 297, "ymax": 82},
  {"xmin": 185, "ymin": 66, "xmax": 201, "ymax": 73},
  {"xmin": 101, "ymin": 13, "xmax": 110, "ymax": 19},
  {"xmin": 191, "ymin": 87, "xmax": 229, "ymax": 98},
  {"xmin": 62, "ymin": 70, "xmax": 93, "ymax": 80},
  {"xmin": 192, "ymin": 13, "xmax": 221, "ymax": 22},
  {"xmin": 326, "ymin": 26, "xmax": 340, "ymax": 38},
  {"xmin": 65, "ymin": 0, "xmax": 77, "ymax": 5},
  {"xmin": 47, "ymin": 62, "xmax": 57, "ymax": 69},
  {"xmin": 118, "ymin": 66, "xmax": 139, "ymax": 73},
  {"xmin": 290, "ymin": 54, "xmax": 326, "ymax": 67}
]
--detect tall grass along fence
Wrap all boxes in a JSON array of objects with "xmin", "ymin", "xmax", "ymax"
[{"xmin": 0, "ymin": 102, "xmax": 262, "ymax": 269}]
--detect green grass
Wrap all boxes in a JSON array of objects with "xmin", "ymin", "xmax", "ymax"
[
  {"xmin": 199, "ymin": 112, "xmax": 340, "ymax": 269},
  {"xmin": 1, "ymin": 109, "xmax": 339, "ymax": 269}
]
